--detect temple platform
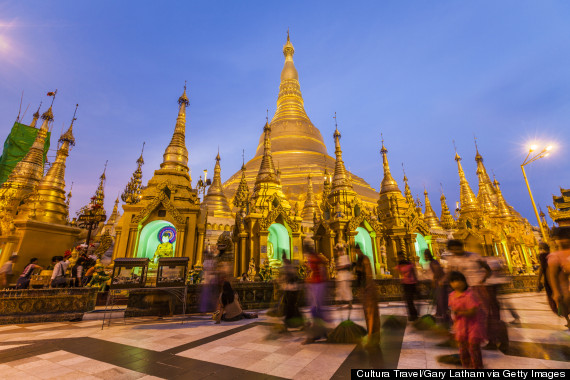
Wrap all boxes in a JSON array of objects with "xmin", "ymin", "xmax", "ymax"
[{"xmin": 0, "ymin": 292, "xmax": 567, "ymax": 379}]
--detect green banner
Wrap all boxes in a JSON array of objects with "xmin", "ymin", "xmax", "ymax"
[{"xmin": 0, "ymin": 122, "xmax": 51, "ymax": 185}]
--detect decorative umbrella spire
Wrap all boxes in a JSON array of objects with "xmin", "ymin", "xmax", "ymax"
[
  {"xmin": 454, "ymin": 145, "xmax": 478, "ymax": 214},
  {"xmin": 42, "ymin": 104, "xmax": 76, "ymax": 188},
  {"xmin": 301, "ymin": 173, "xmax": 321, "ymax": 224},
  {"xmin": 330, "ymin": 113, "xmax": 352, "ymax": 192},
  {"xmin": 94, "ymin": 161, "xmax": 107, "ymax": 207},
  {"xmin": 122, "ymin": 142, "xmax": 145, "ymax": 204},
  {"xmin": 255, "ymin": 121, "xmax": 279, "ymax": 186},
  {"xmin": 424, "ymin": 188, "xmax": 443, "ymax": 229},
  {"xmin": 474, "ymin": 137, "xmax": 498, "ymax": 205},
  {"xmin": 160, "ymin": 83, "xmax": 190, "ymax": 177},
  {"xmin": 439, "ymin": 185, "xmax": 456, "ymax": 229},
  {"xmin": 233, "ymin": 154, "xmax": 250, "ymax": 211},
  {"xmin": 30, "ymin": 101, "xmax": 42, "ymax": 128},
  {"xmin": 402, "ymin": 163, "xmax": 414, "ymax": 205},
  {"xmin": 379, "ymin": 134, "xmax": 401, "ymax": 194},
  {"xmin": 106, "ymin": 195, "xmax": 121, "ymax": 226},
  {"xmin": 493, "ymin": 175, "xmax": 513, "ymax": 219},
  {"xmin": 202, "ymin": 150, "xmax": 232, "ymax": 215}
]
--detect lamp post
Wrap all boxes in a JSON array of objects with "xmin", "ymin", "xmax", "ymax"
[
  {"xmin": 77, "ymin": 196, "xmax": 107, "ymax": 255},
  {"xmin": 521, "ymin": 144, "xmax": 553, "ymax": 242},
  {"xmin": 196, "ymin": 169, "xmax": 211, "ymax": 201}
]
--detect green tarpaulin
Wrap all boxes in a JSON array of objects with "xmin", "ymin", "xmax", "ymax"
[{"xmin": 0, "ymin": 122, "xmax": 51, "ymax": 185}]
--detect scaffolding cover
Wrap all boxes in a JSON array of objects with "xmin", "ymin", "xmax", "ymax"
[{"xmin": 0, "ymin": 122, "xmax": 51, "ymax": 185}]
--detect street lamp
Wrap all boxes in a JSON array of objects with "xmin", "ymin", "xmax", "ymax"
[
  {"xmin": 521, "ymin": 143, "xmax": 553, "ymax": 241},
  {"xmin": 77, "ymin": 196, "xmax": 107, "ymax": 255},
  {"xmin": 196, "ymin": 169, "xmax": 211, "ymax": 201}
]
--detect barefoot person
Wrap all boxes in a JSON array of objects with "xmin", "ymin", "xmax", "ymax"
[{"xmin": 547, "ymin": 226, "xmax": 570, "ymax": 329}]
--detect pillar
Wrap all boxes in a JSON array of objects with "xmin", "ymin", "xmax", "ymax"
[{"xmin": 239, "ymin": 233, "xmax": 248, "ymax": 275}]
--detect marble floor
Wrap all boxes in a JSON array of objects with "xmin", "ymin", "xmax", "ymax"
[{"xmin": 0, "ymin": 292, "xmax": 568, "ymax": 379}]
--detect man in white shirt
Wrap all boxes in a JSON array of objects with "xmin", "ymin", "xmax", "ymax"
[{"xmin": 50, "ymin": 256, "xmax": 68, "ymax": 288}]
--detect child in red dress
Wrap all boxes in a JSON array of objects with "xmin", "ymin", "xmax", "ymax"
[{"xmin": 448, "ymin": 271, "xmax": 485, "ymax": 369}]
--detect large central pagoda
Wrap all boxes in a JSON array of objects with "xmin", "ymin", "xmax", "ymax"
[{"xmin": 223, "ymin": 34, "xmax": 378, "ymax": 206}]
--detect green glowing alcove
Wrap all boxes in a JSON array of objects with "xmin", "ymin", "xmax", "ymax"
[
  {"xmin": 136, "ymin": 220, "xmax": 176, "ymax": 259},
  {"xmin": 414, "ymin": 233, "xmax": 429, "ymax": 265},
  {"xmin": 268, "ymin": 223, "xmax": 290, "ymax": 264}
]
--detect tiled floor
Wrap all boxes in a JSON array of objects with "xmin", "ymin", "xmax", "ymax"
[{"xmin": 0, "ymin": 292, "xmax": 568, "ymax": 379}]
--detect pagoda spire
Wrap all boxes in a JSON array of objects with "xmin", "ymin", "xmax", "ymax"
[
  {"xmin": 402, "ymin": 163, "xmax": 414, "ymax": 205},
  {"xmin": 474, "ymin": 139, "xmax": 498, "ymax": 205},
  {"xmin": 301, "ymin": 173, "xmax": 321, "ymax": 224},
  {"xmin": 330, "ymin": 114, "xmax": 352, "ymax": 193},
  {"xmin": 439, "ymin": 186, "xmax": 456, "ymax": 229},
  {"xmin": 160, "ymin": 83, "xmax": 190, "ymax": 177},
  {"xmin": 17, "ymin": 104, "xmax": 77, "ymax": 225},
  {"xmin": 94, "ymin": 161, "xmax": 107, "ymax": 207},
  {"xmin": 455, "ymin": 150, "xmax": 478, "ymax": 214},
  {"xmin": 106, "ymin": 196, "xmax": 121, "ymax": 225},
  {"xmin": 423, "ymin": 188, "xmax": 443, "ymax": 230},
  {"xmin": 476, "ymin": 164, "xmax": 497, "ymax": 216},
  {"xmin": 121, "ymin": 142, "xmax": 145, "ymax": 204},
  {"xmin": 271, "ymin": 31, "xmax": 311, "ymax": 125},
  {"xmin": 233, "ymin": 157, "xmax": 250, "ymax": 211},
  {"xmin": 379, "ymin": 135, "xmax": 401, "ymax": 194},
  {"xmin": 493, "ymin": 176, "xmax": 513, "ymax": 219},
  {"xmin": 255, "ymin": 121, "xmax": 279, "ymax": 187},
  {"xmin": 202, "ymin": 150, "xmax": 232, "ymax": 215},
  {"xmin": 30, "ymin": 102, "xmax": 42, "ymax": 128}
]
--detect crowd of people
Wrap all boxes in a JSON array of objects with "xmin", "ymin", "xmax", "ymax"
[
  {"xmin": 201, "ymin": 227, "xmax": 570, "ymax": 370},
  {"xmin": 2, "ymin": 225, "xmax": 569, "ymax": 370},
  {"xmin": 0, "ymin": 250, "xmax": 101, "ymax": 290}
]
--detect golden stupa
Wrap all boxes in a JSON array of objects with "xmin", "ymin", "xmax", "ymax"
[{"xmin": 223, "ymin": 33, "xmax": 378, "ymax": 207}]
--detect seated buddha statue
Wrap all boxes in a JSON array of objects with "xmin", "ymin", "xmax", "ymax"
[
  {"xmin": 151, "ymin": 235, "xmax": 174, "ymax": 268},
  {"xmin": 267, "ymin": 242, "xmax": 283, "ymax": 268}
]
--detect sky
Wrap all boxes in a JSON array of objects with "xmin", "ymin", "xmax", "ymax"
[{"xmin": 0, "ymin": 1, "xmax": 569, "ymax": 226}]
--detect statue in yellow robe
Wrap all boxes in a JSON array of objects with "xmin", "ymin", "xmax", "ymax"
[{"xmin": 151, "ymin": 235, "xmax": 174, "ymax": 268}]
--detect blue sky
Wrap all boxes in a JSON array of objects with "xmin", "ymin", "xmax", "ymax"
[{"xmin": 0, "ymin": 1, "xmax": 569, "ymax": 225}]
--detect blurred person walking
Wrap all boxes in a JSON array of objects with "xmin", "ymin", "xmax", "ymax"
[
  {"xmin": 0, "ymin": 255, "xmax": 18, "ymax": 288},
  {"xmin": 448, "ymin": 271, "xmax": 485, "ymax": 369},
  {"xmin": 547, "ymin": 227, "xmax": 570, "ymax": 329},
  {"xmin": 395, "ymin": 252, "xmax": 419, "ymax": 322},
  {"xmin": 200, "ymin": 248, "xmax": 219, "ymax": 313},
  {"xmin": 303, "ymin": 242, "xmax": 329, "ymax": 344},
  {"xmin": 355, "ymin": 245, "xmax": 381, "ymax": 348},
  {"xmin": 537, "ymin": 242, "xmax": 557, "ymax": 315},
  {"xmin": 445, "ymin": 240, "xmax": 491, "ymax": 339},
  {"xmin": 483, "ymin": 256, "xmax": 510, "ymax": 350},
  {"xmin": 279, "ymin": 255, "xmax": 303, "ymax": 329},
  {"xmin": 424, "ymin": 249, "xmax": 450, "ymax": 326}
]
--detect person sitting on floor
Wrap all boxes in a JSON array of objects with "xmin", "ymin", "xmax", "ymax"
[{"xmin": 215, "ymin": 281, "xmax": 257, "ymax": 323}]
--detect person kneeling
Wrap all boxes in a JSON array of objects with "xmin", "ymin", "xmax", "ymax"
[{"xmin": 215, "ymin": 281, "xmax": 257, "ymax": 323}]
